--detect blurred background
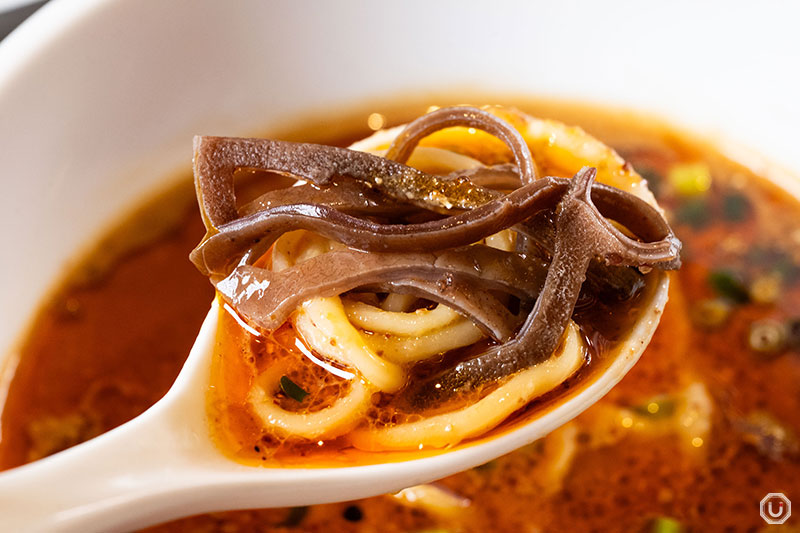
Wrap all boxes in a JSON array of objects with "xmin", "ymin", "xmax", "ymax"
[{"xmin": 0, "ymin": 0, "xmax": 44, "ymax": 41}]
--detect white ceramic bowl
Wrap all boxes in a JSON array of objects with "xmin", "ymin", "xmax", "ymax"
[{"xmin": 0, "ymin": 0, "xmax": 798, "ymax": 529}]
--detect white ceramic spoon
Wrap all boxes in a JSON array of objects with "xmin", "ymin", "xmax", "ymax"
[{"xmin": 0, "ymin": 273, "xmax": 669, "ymax": 533}]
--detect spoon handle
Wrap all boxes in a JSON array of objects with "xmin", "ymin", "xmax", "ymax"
[
  {"xmin": 0, "ymin": 304, "xmax": 223, "ymax": 532},
  {"xmin": 0, "ymin": 400, "xmax": 197, "ymax": 532}
]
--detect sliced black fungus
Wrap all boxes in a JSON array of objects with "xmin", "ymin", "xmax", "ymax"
[{"xmin": 708, "ymin": 270, "xmax": 750, "ymax": 304}]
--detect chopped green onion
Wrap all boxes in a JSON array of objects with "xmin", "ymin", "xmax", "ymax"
[
  {"xmin": 708, "ymin": 270, "xmax": 750, "ymax": 304},
  {"xmin": 690, "ymin": 298, "xmax": 732, "ymax": 329},
  {"xmin": 722, "ymin": 192, "xmax": 751, "ymax": 222},
  {"xmin": 649, "ymin": 517, "xmax": 685, "ymax": 533},
  {"xmin": 748, "ymin": 319, "xmax": 787, "ymax": 355},
  {"xmin": 279, "ymin": 506, "xmax": 309, "ymax": 527},
  {"xmin": 280, "ymin": 376, "xmax": 309, "ymax": 402},
  {"xmin": 675, "ymin": 198, "xmax": 710, "ymax": 229},
  {"xmin": 668, "ymin": 162, "xmax": 711, "ymax": 196}
]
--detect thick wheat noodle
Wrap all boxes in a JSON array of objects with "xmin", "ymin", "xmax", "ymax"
[
  {"xmin": 343, "ymin": 297, "xmax": 476, "ymax": 336},
  {"xmin": 248, "ymin": 358, "xmax": 372, "ymax": 439},
  {"xmin": 349, "ymin": 322, "xmax": 585, "ymax": 450},
  {"xmin": 293, "ymin": 297, "xmax": 405, "ymax": 392},
  {"xmin": 360, "ymin": 318, "xmax": 486, "ymax": 365}
]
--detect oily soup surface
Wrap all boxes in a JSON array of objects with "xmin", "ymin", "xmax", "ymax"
[{"xmin": 1, "ymin": 101, "xmax": 799, "ymax": 532}]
